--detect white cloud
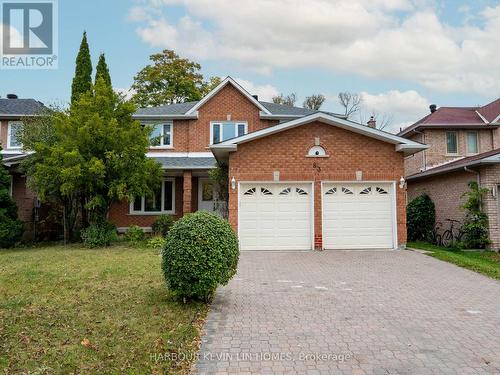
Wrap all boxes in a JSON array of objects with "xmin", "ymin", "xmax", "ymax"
[
  {"xmin": 129, "ymin": 1, "xmax": 500, "ymax": 95},
  {"xmin": 234, "ymin": 78, "xmax": 279, "ymax": 102},
  {"xmin": 359, "ymin": 90, "xmax": 430, "ymax": 132},
  {"xmin": 0, "ymin": 23, "xmax": 24, "ymax": 50},
  {"xmin": 115, "ymin": 87, "xmax": 136, "ymax": 101}
]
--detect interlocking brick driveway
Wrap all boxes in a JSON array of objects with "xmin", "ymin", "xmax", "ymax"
[{"xmin": 195, "ymin": 250, "xmax": 500, "ymax": 374}]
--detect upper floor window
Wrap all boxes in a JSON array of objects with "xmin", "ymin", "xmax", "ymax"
[
  {"xmin": 210, "ymin": 122, "xmax": 247, "ymax": 144},
  {"xmin": 150, "ymin": 122, "xmax": 172, "ymax": 148},
  {"xmin": 446, "ymin": 131, "xmax": 458, "ymax": 154},
  {"xmin": 7, "ymin": 121, "xmax": 22, "ymax": 149},
  {"xmin": 466, "ymin": 131, "xmax": 478, "ymax": 154}
]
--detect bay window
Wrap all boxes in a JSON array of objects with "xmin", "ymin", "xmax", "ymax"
[
  {"xmin": 130, "ymin": 179, "xmax": 175, "ymax": 214},
  {"xmin": 210, "ymin": 121, "xmax": 247, "ymax": 144},
  {"xmin": 150, "ymin": 122, "xmax": 173, "ymax": 147}
]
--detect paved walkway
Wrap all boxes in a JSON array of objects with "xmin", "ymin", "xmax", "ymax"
[{"xmin": 195, "ymin": 250, "xmax": 500, "ymax": 374}]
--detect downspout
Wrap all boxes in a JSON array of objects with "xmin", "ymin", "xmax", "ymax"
[{"xmin": 464, "ymin": 166, "xmax": 480, "ymax": 185}]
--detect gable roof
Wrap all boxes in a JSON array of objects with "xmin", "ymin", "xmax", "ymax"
[
  {"xmin": 211, "ymin": 112, "xmax": 427, "ymax": 160},
  {"xmin": 399, "ymin": 98, "xmax": 500, "ymax": 137},
  {"xmin": 185, "ymin": 76, "xmax": 271, "ymax": 115},
  {"xmin": 477, "ymin": 98, "xmax": 500, "ymax": 123},
  {"xmin": 0, "ymin": 98, "xmax": 46, "ymax": 118},
  {"xmin": 407, "ymin": 148, "xmax": 500, "ymax": 181},
  {"xmin": 132, "ymin": 77, "xmax": 342, "ymax": 120}
]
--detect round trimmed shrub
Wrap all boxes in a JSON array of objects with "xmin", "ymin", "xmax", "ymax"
[
  {"xmin": 151, "ymin": 215, "xmax": 175, "ymax": 237},
  {"xmin": 162, "ymin": 211, "xmax": 239, "ymax": 300},
  {"xmin": 81, "ymin": 222, "xmax": 117, "ymax": 248},
  {"xmin": 407, "ymin": 193, "xmax": 435, "ymax": 242}
]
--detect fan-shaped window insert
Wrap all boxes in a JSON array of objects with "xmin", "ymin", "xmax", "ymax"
[
  {"xmin": 325, "ymin": 187, "xmax": 337, "ymax": 195},
  {"xmin": 279, "ymin": 187, "xmax": 291, "ymax": 195},
  {"xmin": 360, "ymin": 187, "xmax": 372, "ymax": 195},
  {"xmin": 261, "ymin": 187, "xmax": 273, "ymax": 195},
  {"xmin": 296, "ymin": 188, "xmax": 308, "ymax": 195},
  {"xmin": 243, "ymin": 187, "xmax": 256, "ymax": 196},
  {"xmin": 307, "ymin": 145, "xmax": 326, "ymax": 157},
  {"xmin": 376, "ymin": 187, "xmax": 388, "ymax": 194},
  {"xmin": 341, "ymin": 187, "xmax": 353, "ymax": 195}
]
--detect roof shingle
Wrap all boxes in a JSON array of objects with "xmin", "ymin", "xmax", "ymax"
[{"xmin": 0, "ymin": 98, "xmax": 46, "ymax": 116}]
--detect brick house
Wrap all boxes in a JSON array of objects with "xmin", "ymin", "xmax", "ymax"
[
  {"xmin": 1, "ymin": 95, "xmax": 47, "ymax": 240},
  {"xmin": 398, "ymin": 99, "xmax": 500, "ymax": 250},
  {"xmin": 2, "ymin": 78, "xmax": 426, "ymax": 249}
]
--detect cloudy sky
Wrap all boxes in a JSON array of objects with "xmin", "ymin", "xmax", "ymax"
[{"xmin": 1, "ymin": 0, "xmax": 499, "ymax": 132}]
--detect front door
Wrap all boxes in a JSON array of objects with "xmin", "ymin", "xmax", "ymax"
[{"xmin": 198, "ymin": 178, "xmax": 216, "ymax": 213}]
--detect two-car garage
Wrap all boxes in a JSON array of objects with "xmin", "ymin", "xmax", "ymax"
[{"xmin": 238, "ymin": 182, "xmax": 395, "ymax": 251}]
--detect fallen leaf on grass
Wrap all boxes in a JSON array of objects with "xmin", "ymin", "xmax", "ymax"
[{"xmin": 81, "ymin": 338, "xmax": 97, "ymax": 350}]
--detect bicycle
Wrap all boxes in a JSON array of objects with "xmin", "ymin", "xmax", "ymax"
[
  {"xmin": 441, "ymin": 219, "xmax": 464, "ymax": 247},
  {"xmin": 428, "ymin": 222, "xmax": 442, "ymax": 246}
]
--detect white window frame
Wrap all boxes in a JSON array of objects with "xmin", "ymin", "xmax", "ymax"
[
  {"xmin": 210, "ymin": 121, "xmax": 248, "ymax": 145},
  {"xmin": 149, "ymin": 122, "xmax": 173, "ymax": 148},
  {"xmin": 129, "ymin": 178, "xmax": 175, "ymax": 215},
  {"xmin": 445, "ymin": 131, "xmax": 458, "ymax": 155},
  {"xmin": 466, "ymin": 131, "xmax": 479, "ymax": 155},
  {"xmin": 7, "ymin": 121, "xmax": 23, "ymax": 149}
]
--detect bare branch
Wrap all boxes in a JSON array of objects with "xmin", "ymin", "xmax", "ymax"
[{"xmin": 338, "ymin": 92, "xmax": 362, "ymax": 118}]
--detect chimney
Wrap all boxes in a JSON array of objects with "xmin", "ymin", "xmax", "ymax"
[
  {"xmin": 367, "ymin": 116, "xmax": 376, "ymax": 128},
  {"xmin": 252, "ymin": 94, "xmax": 258, "ymax": 101},
  {"xmin": 429, "ymin": 104, "xmax": 437, "ymax": 113},
  {"xmin": 7, "ymin": 93, "xmax": 18, "ymax": 99}
]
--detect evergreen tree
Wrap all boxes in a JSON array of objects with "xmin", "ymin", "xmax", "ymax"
[
  {"xmin": 71, "ymin": 31, "xmax": 93, "ymax": 104},
  {"xmin": 0, "ymin": 150, "xmax": 24, "ymax": 248},
  {"xmin": 95, "ymin": 53, "xmax": 111, "ymax": 88}
]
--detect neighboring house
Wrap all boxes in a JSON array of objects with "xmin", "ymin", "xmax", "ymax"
[
  {"xmin": 3, "ymin": 78, "xmax": 427, "ymax": 250},
  {"xmin": 0, "ymin": 94, "xmax": 47, "ymax": 239},
  {"xmin": 398, "ymin": 99, "xmax": 500, "ymax": 251}
]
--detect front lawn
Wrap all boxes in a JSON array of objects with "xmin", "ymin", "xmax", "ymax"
[
  {"xmin": 407, "ymin": 242, "xmax": 500, "ymax": 280},
  {"xmin": 0, "ymin": 244, "xmax": 207, "ymax": 374}
]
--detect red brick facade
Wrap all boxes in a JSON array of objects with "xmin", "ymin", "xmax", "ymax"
[
  {"xmin": 227, "ymin": 121, "xmax": 407, "ymax": 248},
  {"xmin": 107, "ymin": 84, "xmax": 280, "ymax": 228}
]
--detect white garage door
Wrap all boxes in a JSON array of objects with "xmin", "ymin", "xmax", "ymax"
[
  {"xmin": 323, "ymin": 183, "xmax": 394, "ymax": 249},
  {"xmin": 239, "ymin": 183, "xmax": 312, "ymax": 250}
]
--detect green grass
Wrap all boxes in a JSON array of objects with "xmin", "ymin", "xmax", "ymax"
[
  {"xmin": 407, "ymin": 242, "xmax": 500, "ymax": 280},
  {"xmin": 0, "ymin": 244, "xmax": 207, "ymax": 374}
]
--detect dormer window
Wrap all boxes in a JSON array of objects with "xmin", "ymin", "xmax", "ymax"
[
  {"xmin": 211, "ymin": 121, "xmax": 247, "ymax": 144},
  {"xmin": 7, "ymin": 121, "xmax": 22, "ymax": 149},
  {"xmin": 150, "ymin": 122, "xmax": 172, "ymax": 148}
]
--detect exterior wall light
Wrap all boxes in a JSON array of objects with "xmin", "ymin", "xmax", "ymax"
[
  {"xmin": 399, "ymin": 176, "xmax": 406, "ymax": 189},
  {"xmin": 231, "ymin": 177, "xmax": 236, "ymax": 190}
]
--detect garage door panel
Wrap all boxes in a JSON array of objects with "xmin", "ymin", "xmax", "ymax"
[
  {"xmin": 239, "ymin": 183, "xmax": 312, "ymax": 251},
  {"xmin": 323, "ymin": 183, "xmax": 394, "ymax": 250}
]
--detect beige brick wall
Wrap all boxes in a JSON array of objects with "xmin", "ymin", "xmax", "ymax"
[
  {"xmin": 407, "ymin": 171, "xmax": 475, "ymax": 232},
  {"xmin": 404, "ymin": 129, "xmax": 495, "ymax": 176},
  {"xmin": 479, "ymin": 164, "xmax": 500, "ymax": 250}
]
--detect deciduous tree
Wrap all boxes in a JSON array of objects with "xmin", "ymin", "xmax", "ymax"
[
  {"xmin": 272, "ymin": 93, "xmax": 297, "ymax": 106},
  {"xmin": 303, "ymin": 94, "xmax": 325, "ymax": 110},
  {"xmin": 131, "ymin": 49, "xmax": 219, "ymax": 107}
]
